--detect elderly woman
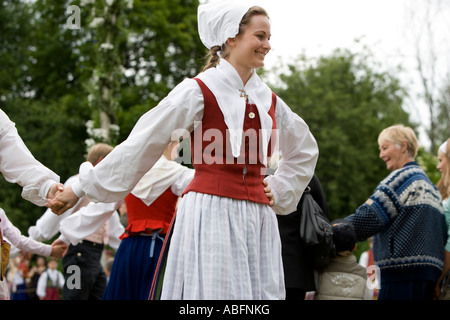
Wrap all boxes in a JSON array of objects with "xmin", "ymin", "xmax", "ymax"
[{"xmin": 346, "ymin": 124, "xmax": 446, "ymax": 300}]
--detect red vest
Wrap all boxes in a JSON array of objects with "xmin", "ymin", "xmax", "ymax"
[
  {"xmin": 121, "ymin": 188, "xmax": 178, "ymax": 239},
  {"xmin": 183, "ymin": 78, "xmax": 277, "ymax": 204}
]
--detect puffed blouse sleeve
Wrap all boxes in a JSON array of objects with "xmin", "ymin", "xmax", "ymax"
[
  {"xmin": 1, "ymin": 209, "xmax": 52, "ymax": 257},
  {"xmin": 72, "ymin": 78, "xmax": 204, "ymax": 203},
  {"xmin": 265, "ymin": 96, "xmax": 319, "ymax": 215},
  {"xmin": 0, "ymin": 109, "xmax": 60, "ymax": 206}
]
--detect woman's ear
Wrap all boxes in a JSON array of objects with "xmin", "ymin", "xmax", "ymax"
[
  {"xmin": 401, "ymin": 141, "xmax": 408, "ymax": 153},
  {"xmin": 226, "ymin": 37, "xmax": 237, "ymax": 48}
]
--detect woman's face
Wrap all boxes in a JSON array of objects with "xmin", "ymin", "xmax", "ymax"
[
  {"xmin": 228, "ymin": 14, "xmax": 271, "ymax": 74},
  {"xmin": 437, "ymin": 150, "xmax": 448, "ymax": 175},
  {"xmin": 379, "ymin": 139, "xmax": 406, "ymax": 171}
]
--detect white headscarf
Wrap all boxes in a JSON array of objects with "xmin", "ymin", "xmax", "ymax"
[
  {"xmin": 198, "ymin": 1, "xmax": 252, "ymax": 49},
  {"xmin": 196, "ymin": 2, "xmax": 274, "ymax": 165},
  {"xmin": 439, "ymin": 140, "xmax": 448, "ymax": 155}
]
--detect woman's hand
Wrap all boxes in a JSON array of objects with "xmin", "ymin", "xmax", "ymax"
[{"xmin": 263, "ymin": 180, "xmax": 275, "ymax": 207}]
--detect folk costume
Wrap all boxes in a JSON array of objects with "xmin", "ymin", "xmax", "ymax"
[
  {"xmin": 70, "ymin": 2, "xmax": 318, "ymax": 300},
  {"xmin": 36, "ymin": 265, "xmax": 65, "ymax": 300},
  {"xmin": 103, "ymin": 155, "xmax": 194, "ymax": 300}
]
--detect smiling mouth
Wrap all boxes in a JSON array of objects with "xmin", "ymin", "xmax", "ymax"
[{"xmin": 256, "ymin": 51, "xmax": 267, "ymax": 59}]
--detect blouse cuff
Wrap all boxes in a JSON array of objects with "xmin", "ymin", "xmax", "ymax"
[
  {"xmin": 58, "ymin": 234, "xmax": 70, "ymax": 245},
  {"xmin": 41, "ymin": 244, "xmax": 53, "ymax": 257},
  {"xmin": 39, "ymin": 179, "xmax": 56, "ymax": 200},
  {"xmin": 71, "ymin": 180, "xmax": 85, "ymax": 199}
]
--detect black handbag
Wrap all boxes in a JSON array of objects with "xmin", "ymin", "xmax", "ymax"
[{"xmin": 299, "ymin": 187, "xmax": 335, "ymax": 269}]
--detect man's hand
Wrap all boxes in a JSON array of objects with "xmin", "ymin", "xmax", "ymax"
[
  {"xmin": 51, "ymin": 239, "xmax": 69, "ymax": 258},
  {"xmin": 46, "ymin": 185, "xmax": 79, "ymax": 216}
]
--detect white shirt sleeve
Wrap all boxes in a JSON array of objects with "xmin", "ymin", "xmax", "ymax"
[
  {"xmin": 107, "ymin": 210, "xmax": 126, "ymax": 250},
  {"xmin": 57, "ymin": 270, "xmax": 65, "ymax": 288},
  {"xmin": 0, "ymin": 209, "xmax": 52, "ymax": 257},
  {"xmin": 36, "ymin": 272, "xmax": 48, "ymax": 298},
  {"xmin": 359, "ymin": 251, "xmax": 369, "ymax": 268},
  {"xmin": 0, "ymin": 109, "xmax": 60, "ymax": 206},
  {"xmin": 58, "ymin": 200, "xmax": 124, "ymax": 247},
  {"xmin": 170, "ymin": 167, "xmax": 195, "ymax": 197},
  {"xmin": 264, "ymin": 96, "xmax": 319, "ymax": 215},
  {"xmin": 71, "ymin": 79, "xmax": 204, "ymax": 203}
]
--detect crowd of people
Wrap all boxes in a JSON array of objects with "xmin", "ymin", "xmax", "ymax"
[{"xmin": 0, "ymin": 1, "xmax": 449, "ymax": 301}]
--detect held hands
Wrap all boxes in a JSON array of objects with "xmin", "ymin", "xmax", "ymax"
[
  {"xmin": 263, "ymin": 180, "xmax": 275, "ymax": 207},
  {"xmin": 47, "ymin": 183, "xmax": 64, "ymax": 201},
  {"xmin": 51, "ymin": 239, "xmax": 68, "ymax": 258},
  {"xmin": 46, "ymin": 185, "xmax": 80, "ymax": 216}
]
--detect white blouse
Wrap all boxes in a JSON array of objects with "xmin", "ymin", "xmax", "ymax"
[
  {"xmin": 0, "ymin": 109, "xmax": 60, "ymax": 206},
  {"xmin": 131, "ymin": 154, "xmax": 195, "ymax": 206},
  {"xmin": 0, "ymin": 209, "xmax": 51, "ymax": 257},
  {"xmin": 28, "ymin": 175, "xmax": 124, "ymax": 250},
  {"xmin": 57, "ymin": 199, "xmax": 124, "ymax": 250},
  {"xmin": 71, "ymin": 64, "xmax": 318, "ymax": 216}
]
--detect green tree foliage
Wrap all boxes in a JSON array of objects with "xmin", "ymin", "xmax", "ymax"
[
  {"xmin": 269, "ymin": 48, "xmax": 412, "ymax": 220},
  {"xmin": 0, "ymin": 0, "xmax": 202, "ymax": 233},
  {"xmin": 116, "ymin": 0, "xmax": 205, "ymax": 138},
  {"xmin": 417, "ymin": 147, "xmax": 440, "ymax": 185},
  {"xmin": 0, "ymin": 0, "xmax": 91, "ymax": 231}
]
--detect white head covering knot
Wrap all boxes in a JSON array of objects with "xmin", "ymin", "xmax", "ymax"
[
  {"xmin": 439, "ymin": 140, "xmax": 448, "ymax": 155},
  {"xmin": 198, "ymin": 1, "xmax": 252, "ymax": 49}
]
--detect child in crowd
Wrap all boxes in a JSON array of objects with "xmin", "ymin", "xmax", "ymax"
[
  {"xmin": 36, "ymin": 258, "xmax": 65, "ymax": 300},
  {"xmin": 315, "ymin": 219, "xmax": 372, "ymax": 300},
  {"xmin": 0, "ymin": 209, "xmax": 66, "ymax": 300}
]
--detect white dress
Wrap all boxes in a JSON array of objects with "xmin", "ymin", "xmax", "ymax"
[{"xmin": 71, "ymin": 60, "xmax": 319, "ymax": 300}]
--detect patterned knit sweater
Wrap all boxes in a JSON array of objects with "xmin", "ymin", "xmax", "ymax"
[{"xmin": 347, "ymin": 162, "xmax": 447, "ymax": 284}]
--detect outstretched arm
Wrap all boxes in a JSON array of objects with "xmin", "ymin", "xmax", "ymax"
[
  {"xmin": 0, "ymin": 109, "xmax": 60, "ymax": 206},
  {"xmin": 49, "ymin": 79, "xmax": 204, "ymax": 215}
]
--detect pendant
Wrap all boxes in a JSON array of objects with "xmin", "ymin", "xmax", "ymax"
[{"xmin": 239, "ymin": 89, "xmax": 248, "ymax": 101}]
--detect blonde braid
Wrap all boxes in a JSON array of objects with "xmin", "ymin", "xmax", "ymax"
[{"xmin": 202, "ymin": 46, "xmax": 222, "ymax": 72}]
